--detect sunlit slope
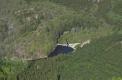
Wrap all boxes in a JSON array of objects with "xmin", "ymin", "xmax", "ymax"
[{"xmin": 0, "ymin": 1, "xmax": 75, "ymax": 59}]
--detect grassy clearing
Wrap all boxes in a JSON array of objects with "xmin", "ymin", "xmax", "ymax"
[{"xmin": 59, "ymin": 26, "xmax": 116, "ymax": 43}]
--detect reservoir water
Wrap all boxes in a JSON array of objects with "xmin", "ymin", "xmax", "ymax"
[{"xmin": 48, "ymin": 45, "xmax": 74, "ymax": 57}]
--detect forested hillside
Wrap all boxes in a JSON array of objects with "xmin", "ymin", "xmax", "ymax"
[
  {"xmin": 18, "ymin": 34, "xmax": 122, "ymax": 80},
  {"xmin": 0, "ymin": 0, "xmax": 122, "ymax": 80}
]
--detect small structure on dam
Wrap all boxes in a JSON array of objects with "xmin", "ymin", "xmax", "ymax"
[{"xmin": 48, "ymin": 40, "xmax": 91, "ymax": 57}]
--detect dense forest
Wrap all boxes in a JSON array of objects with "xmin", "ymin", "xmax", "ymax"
[{"xmin": 0, "ymin": 0, "xmax": 122, "ymax": 80}]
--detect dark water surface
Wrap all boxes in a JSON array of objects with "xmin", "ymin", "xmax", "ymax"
[{"xmin": 48, "ymin": 45, "xmax": 74, "ymax": 57}]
